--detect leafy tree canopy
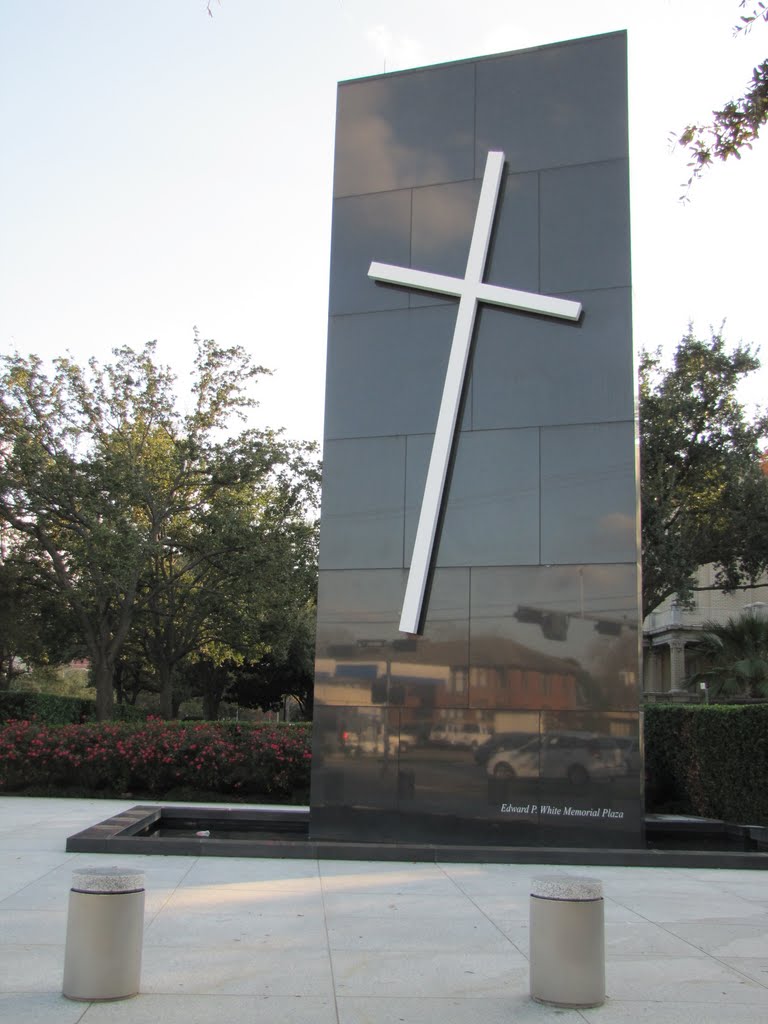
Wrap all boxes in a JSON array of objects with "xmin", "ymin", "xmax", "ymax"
[
  {"xmin": 0, "ymin": 538, "xmax": 80, "ymax": 688},
  {"xmin": 0, "ymin": 337, "xmax": 319, "ymax": 720},
  {"xmin": 678, "ymin": 3, "xmax": 768, "ymax": 191},
  {"xmin": 640, "ymin": 328, "xmax": 768, "ymax": 617}
]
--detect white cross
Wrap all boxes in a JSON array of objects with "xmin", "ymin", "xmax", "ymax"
[{"xmin": 368, "ymin": 150, "xmax": 582, "ymax": 635}]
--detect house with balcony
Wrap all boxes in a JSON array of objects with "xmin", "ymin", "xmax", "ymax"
[{"xmin": 643, "ymin": 565, "xmax": 768, "ymax": 699}]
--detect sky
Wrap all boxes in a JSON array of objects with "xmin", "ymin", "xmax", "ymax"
[{"xmin": 1, "ymin": 0, "xmax": 766, "ymax": 446}]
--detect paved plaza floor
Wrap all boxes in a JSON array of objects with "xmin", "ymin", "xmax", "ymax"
[{"xmin": 1, "ymin": 796, "xmax": 767, "ymax": 1023}]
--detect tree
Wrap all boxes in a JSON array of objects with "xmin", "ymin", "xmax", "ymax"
[
  {"xmin": 0, "ymin": 537, "xmax": 80, "ymax": 688},
  {"xmin": 640, "ymin": 328, "xmax": 768, "ymax": 617},
  {"xmin": 678, "ymin": 3, "xmax": 768, "ymax": 189},
  {"xmin": 687, "ymin": 611, "xmax": 768, "ymax": 698},
  {"xmin": 131, "ymin": 434, "xmax": 319, "ymax": 718},
  {"xmin": 0, "ymin": 337, "xmax": 318, "ymax": 720},
  {"xmin": 227, "ymin": 601, "xmax": 317, "ymax": 720}
]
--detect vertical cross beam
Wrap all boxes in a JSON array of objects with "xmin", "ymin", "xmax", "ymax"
[{"xmin": 368, "ymin": 151, "xmax": 582, "ymax": 634}]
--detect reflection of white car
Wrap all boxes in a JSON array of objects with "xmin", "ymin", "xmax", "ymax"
[
  {"xmin": 428, "ymin": 723, "xmax": 447, "ymax": 744},
  {"xmin": 449, "ymin": 723, "xmax": 492, "ymax": 749},
  {"xmin": 429, "ymin": 722, "xmax": 491, "ymax": 750},
  {"xmin": 358, "ymin": 733, "xmax": 399, "ymax": 756},
  {"xmin": 486, "ymin": 732, "xmax": 624, "ymax": 784},
  {"xmin": 398, "ymin": 728, "xmax": 421, "ymax": 752}
]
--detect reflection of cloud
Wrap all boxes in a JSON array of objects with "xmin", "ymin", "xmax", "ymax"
[
  {"xmin": 336, "ymin": 89, "xmax": 453, "ymax": 195},
  {"xmin": 335, "ymin": 76, "xmax": 475, "ymax": 196},
  {"xmin": 412, "ymin": 182, "xmax": 479, "ymax": 262},
  {"xmin": 599, "ymin": 512, "xmax": 635, "ymax": 540}
]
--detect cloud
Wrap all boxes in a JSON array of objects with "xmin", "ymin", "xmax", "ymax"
[{"xmin": 365, "ymin": 23, "xmax": 429, "ymax": 72}]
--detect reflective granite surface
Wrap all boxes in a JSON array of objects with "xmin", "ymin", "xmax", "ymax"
[{"xmin": 312, "ymin": 31, "xmax": 640, "ymax": 848}]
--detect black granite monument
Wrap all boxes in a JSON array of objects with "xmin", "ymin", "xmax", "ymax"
[{"xmin": 310, "ymin": 31, "xmax": 642, "ymax": 848}]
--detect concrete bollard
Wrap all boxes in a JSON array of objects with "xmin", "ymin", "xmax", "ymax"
[
  {"xmin": 529, "ymin": 875, "xmax": 605, "ymax": 1008},
  {"xmin": 62, "ymin": 866, "xmax": 145, "ymax": 1001}
]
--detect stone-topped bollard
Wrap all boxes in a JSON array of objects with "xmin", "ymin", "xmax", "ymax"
[
  {"xmin": 62, "ymin": 866, "xmax": 145, "ymax": 1001},
  {"xmin": 529, "ymin": 875, "xmax": 605, "ymax": 1008}
]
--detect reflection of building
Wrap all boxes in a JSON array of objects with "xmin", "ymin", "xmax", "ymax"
[
  {"xmin": 317, "ymin": 635, "xmax": 584, "ymax": 711},
  {"xmin": 643, "ymin": 565, "xmax": 768, "ymax": 697}
]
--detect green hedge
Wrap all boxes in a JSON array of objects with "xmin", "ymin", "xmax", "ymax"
[
  {"xmin": 11, "ymin": 702, "xmax": 766, "ymax": 821},
  {"xmin": 0, "ymin": 719, "xmax": 312, "ymax": 800},
  {"xmin": 0, "ymin": 692, "xmax": 95, "ymax": 724},
  {"xmin": 0, "ymin": 693, "xmax": 150, "ymax": 725},
  {"xmin": 645, "ymin": 704, "xmax": 768, "ymax": 824}
]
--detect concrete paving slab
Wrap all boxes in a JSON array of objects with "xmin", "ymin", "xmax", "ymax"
[
  {"xmin": 0, "ymin": 993, "xmax": 88, "ymax": 1024},
  {"xmin": 718, "ymin": 957, "xmax": 768, "ymax": 987},
  {"xmin": 319, "ymin": 859, "xmax": 461, "ymax": 895},
  {"xmin": 163, "ymin": 882, "xmax": 325, "ymax": 913},
  {"xmin": 0, "ymin": 908, "xmax": 68, "ymax": 945},
  {"xmin": 144, "ymin": 907, "xmax": 329, "ymax": 950},
  {"xmin": 322, "ymin": 890, "xmax": 487, "ymax": 919},
  {"xmin": 179, "ymin": 855, "xmax": 320, "ymax": 886},
  {"xmin": 580, "ymin": 1001, "xmax": 768, "ymax": 1023},
  {"xmin": 2, "ymin": 796, "xmax": 768, "ymax": 1024},
  {"xmin": 604, "ymin": 955, "xmax": 768, "ymax": 1003},
  {"xmin": 0, "ymin": 946, "xmax": 65, "ymax": 993},
  {"xmin": 660, "ymin": 918, "xmax": 768, "ymax": 957},
  {"xmin": 139, "ymin": 946, "xmax": 335, "ymax": 996},
  {"xmin": 610, "ymin": 891, "xmax": 764, "ymax": 922},
  {"xmin": 0, "ymin": 882, "xmax": 73, "ymax": 912},
  {"xmin": 330, "ymin": 949, "xmax": 528, "ymax": 998},
  {"xmin": 336, "ymin": 995, "xmax": 585, "ymax": 1023},
  {"xmin": 79, "ymin": 993, "xmax": 338, "ymax": 1024},
  {"xmin": 326, "ymin": 910, "xmax": 511, "ymax": 952}
]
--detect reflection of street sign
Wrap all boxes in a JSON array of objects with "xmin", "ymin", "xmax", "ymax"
[
  {"xmin": 357, "ymin": 638, "xmax": 417, "ymax": 651},
  {"xmin": 369, "ymin": 150, "xmax": 582, "ymax": 636}
]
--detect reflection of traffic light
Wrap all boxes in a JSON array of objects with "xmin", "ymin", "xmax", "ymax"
[
  {"xmin": 541, "ymin": 612, "xmax": 569, "ymax": 641},
  {"xmin": 371, "ymin": 679, "xmax": 388, "ymax": 704},
  {"xmin": 594, "ymin": 619, "xmax": 622, "ymax": 636},
  {"xmin": 514, "ymin": 605, "xmax": 543, "ymax": 624},
  {"xmin": 513, "ymin": 606, "xmax": 569, "ymax": 641}
]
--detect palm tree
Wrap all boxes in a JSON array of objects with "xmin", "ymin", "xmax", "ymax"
[{"xmin": 687, "ymin": 611, "xmax": 768, "ymax": 699}]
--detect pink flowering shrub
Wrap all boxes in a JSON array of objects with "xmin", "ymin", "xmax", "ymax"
[{"xmin": 0, "ymin": 718, "xmax": 311, "ymax": 798}]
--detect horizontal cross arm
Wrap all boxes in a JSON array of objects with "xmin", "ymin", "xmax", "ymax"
[
  {"xmin": 368, "ymin": 262, "xmax": 463, "ymax": 298},
  {"xmin": 476, "ymin": 282, "xmax": 582, "ymax": 321}
]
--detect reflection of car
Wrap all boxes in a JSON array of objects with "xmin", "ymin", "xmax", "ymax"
[
  {"xmin": 340, "ymin": 729, "xmax": 399, "ymax": 756},
  {"xmin": 398, "ymin": 727, "xmax": 422, "ymax": 752},
  {"xmin": 613, "ymin": 738, "xmax": 642, "ymax": 774},
  {"xmin": 429, "ymin": 722, "xmax": 491, "ymax": 749},
  {"xmin": 448, "ymin": 723, "xmax": 491, "ymax": 749},
  {"xmin": 486, "ymin": 732, "xmax": 625, "ymax": 783},
  {"xmin": 474, "ymin": 731, "xmax": 535, "ymax": 766},
  {"xmin": 358, "ymin": 734, "xmax": 399, "ymax": 756},
  {"xmin": 428, "ymin": 723, "xmax": 452, "ymax": 746}
]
